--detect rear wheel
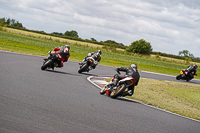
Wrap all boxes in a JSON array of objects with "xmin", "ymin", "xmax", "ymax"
[
  {"xmin": 110, "ymin": 84, "xmax": 126, "ymax": 99},
  {"xmin": 186, "ymin": 78, "xmax": 191, "ymax": 82},
  {"xmin": 41, "ymin": 59, "xmax": 53, "ymax": 70},
  {"xmin": 176, "ymin": 74, "xmax": 182, "ymax": 80}
]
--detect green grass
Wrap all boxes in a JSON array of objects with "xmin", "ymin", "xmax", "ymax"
[
  {"xmin": 6, "ymin": 27, "xmax": 104, "ymax": 48},
  {"xmin": 0, "ymin": 30, "xmax": 200, "ymax": 79},
  {"xmin": 128, "ymin": 78, "xmax": 200, "ymax": 120},
  {"xmin": 106, "ymin": 77, "xmax": 200, "ymax": 120}
]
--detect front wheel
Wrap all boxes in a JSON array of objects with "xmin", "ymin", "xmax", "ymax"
[
  {"xmin": 41, "ymin": 59, "xmax": 53, "ymax": 70},
  {"xmin": 78, "ymin": 64, "xmax": 88, "ymax": 73},
  {"xmin": 110, "ymin": 84, "xmax": 126, "ymax": 99},
  {"xmin": 100, "ymin": 85, "xmax": 107, "ymax": 95},
  {"xmin": 176, "ymin": 74, "xmax": 182, "ymax": 80}
]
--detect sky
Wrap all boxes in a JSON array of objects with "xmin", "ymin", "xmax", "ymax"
[{"xmin": 1, "ymin": 0, "xmax": 200, "ymax": 57}]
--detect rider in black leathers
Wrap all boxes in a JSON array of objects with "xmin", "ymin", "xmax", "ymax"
[
  {"xmin": 112, "ymin": 64, "xmax": 140, "ymax": 96},
  {"xmin": 186, "ymin": 64, "xmax": 198, "ymax": 77},
  {"xmin": 80, "ymin": 50, "xmax": 102, "ymax": 69}
]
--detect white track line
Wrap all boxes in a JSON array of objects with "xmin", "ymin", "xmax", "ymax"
[{"xmin": 87, "ymin": 76, "xmax": 200, "ymax": 123}]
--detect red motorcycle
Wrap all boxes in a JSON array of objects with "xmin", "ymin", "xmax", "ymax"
[
  {"xmin": 176, "ymin": 69, "xmax": 195, "ymax": 82},
  {"xmin": 100, "ymin": 71, "xmax": 135, "ymax": 99}
]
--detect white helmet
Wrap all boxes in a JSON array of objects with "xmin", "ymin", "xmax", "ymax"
[{"xmin": 130, "ymin": 64, "xmax": 137, "ymax": 70}]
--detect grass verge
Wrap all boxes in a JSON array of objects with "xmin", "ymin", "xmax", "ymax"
[
  {"xmin": 130, "ymin": 79, "xmax": 200, "ymax": 121},
  {"xmin": 106, "ymin": 78, "xmax": 200, "ymax": 121}
]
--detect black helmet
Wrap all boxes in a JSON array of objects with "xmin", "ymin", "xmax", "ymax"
[
  {"xmin": 65, "ymin": 45, "xmax": 70, "ymax": 50},
  {"xmin": 130, "ymin": 64, "xmax": 137, "ymax": 70},
  {"xmin": 97, "ymin": 50, "xmax": 102, "ymax": 55},
  {"xmin": 194, "ymin": 64, "xmax": 198, "ymax": 69}
]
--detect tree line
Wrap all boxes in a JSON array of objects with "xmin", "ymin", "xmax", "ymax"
[
  {"xmin": 0, "ymin": 17, "xmax": 24, "ymax": 28},
  {"xmin": 1, "ymin": 17, "xmax": 199, "ymax": 61}
]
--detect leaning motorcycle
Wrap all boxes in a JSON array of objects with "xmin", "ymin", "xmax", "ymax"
[
  {"xmin": 176, "ymin": 69, "xmax": 195, "ymax": 81},
  {"xmin": 100, "ymin": 71, "xmax": 135, "ymax": 99},
  {"xmin": 78, "ymin": 57, "xmax": 98, "ymax": 73},
  {"xmin": 41, "ymin": 51, "xmax": 61, "ymax": 70}
]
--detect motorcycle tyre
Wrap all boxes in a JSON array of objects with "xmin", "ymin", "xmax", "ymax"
[
  {"xmin": 176, "ymin": 74, "xmax": 182, "ymax": 80},
  {"xmin": 110, "ymin": 84, "xmax": 126, "ymax": 99},
  {"xmin": 41, "ymin": 59, "xmax": 53, "ymax": 70},
  {"xmin": 186, "ymin": 78, "xmax": 191, "ymax": 82},
  {"xmin": 78, "ymin": 64, "xmax": 88, "ymax": 73},
  {"xmin": 100, "ymin": 85, "xmax": 107, "ymax": 95}
]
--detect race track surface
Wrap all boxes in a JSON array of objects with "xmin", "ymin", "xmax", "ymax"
[{"xmin": 0, "ymin": 51, "xmax": 199, "ymax": 133}]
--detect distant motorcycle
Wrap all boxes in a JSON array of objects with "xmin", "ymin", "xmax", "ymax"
[
  {"xmin": 41, "ymin": 51, "xmax": 62, "ymax": 70},
  {"xmin": 176, "ymin": 69, "xmax": 195, "ymax": 81},
  {"xmin": 78, "ymin": 57, "xmax": 98, "ymax": 73},
  {"xmin": 100, "ymin": 70, "xmax": 135, "ymax": 99}
]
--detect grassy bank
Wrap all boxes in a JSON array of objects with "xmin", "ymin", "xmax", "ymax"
[
  {"xmin": 129, "ymin": 78, "xmax": 200, "ymax": 121},
  {"xmin": 106, "ymin": 77, "xmax": 200, "ymax": 120},
  {"xmin": 5, "ymin": 27, "xmax": 104, "ymax": 48}
]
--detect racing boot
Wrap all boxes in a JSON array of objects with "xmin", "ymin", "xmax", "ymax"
[{"xmin": 122, "ymin": 90, "xmax": 133, "ymax": 97}]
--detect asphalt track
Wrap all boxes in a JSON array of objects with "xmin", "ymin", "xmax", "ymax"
[{"xmin": 0, "ymin": 51, "xmax": 200, "ymax": 133}]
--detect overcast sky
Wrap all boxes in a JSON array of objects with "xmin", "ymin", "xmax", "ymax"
[{"xmin": 1, "ymin": 0, "xmax": 200, "ymax": 57}]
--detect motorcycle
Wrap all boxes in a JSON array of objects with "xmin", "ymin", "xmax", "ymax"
[
  {"xmin": 41, "ymin": 51, "xmax": 62, "ymax": 70},
  {"xmin": 78, "ymin": 57, "xmax": 98, "ymax": 73},
  {"xmin": 176, "ymin": 69, "xmax": 195, "ymax": 81},
  {"xmin": 100, "ymin": 71, "xmax": 135, "ymax": 99}
]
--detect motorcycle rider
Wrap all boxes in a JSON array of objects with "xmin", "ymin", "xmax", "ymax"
[
  {"xmin": 79, "ymin": 50, "xmax": 102, "ymax": 69},
  {"xmin": 186, "ymin": 64, "xmax": 198, "ymax": 77},
  {"xmin": 111, "ymin": 64, "xmax": 140, "ymax": 96},
  {"xmin": 49, "ymin": 45, "xmax": 70, "ymax": 67}
]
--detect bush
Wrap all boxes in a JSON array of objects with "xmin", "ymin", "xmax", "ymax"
[{"xmin": 126, "ymin": 39, "xmax": 152, "ymax": 55}]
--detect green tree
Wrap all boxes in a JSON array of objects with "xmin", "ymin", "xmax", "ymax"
[
  {"xmin": 64, "ymin": 30, "xmax": 79, "ymax": 38},
  {"xmin": 10, "ymin": 19, "xmax": 15, "ymax": 25},
  {"xmin": 179, "ymin": 50, "xmax": 194, "ymax": 58},
  {"xmin": 6, "ymin": 18, "xmax": 11, "ymax": 25},
  {"xmin": 0, "ymin": 17, "xmax": 24, "ymax": 28},
  {"xmin": 52, "ymin": 32, "xmax": 63, "ymax": 35},
  {"xmin": 90, "ymin": 38, "xmax": 97, "ymax": 41},
  {"xmin": 103, "ymin": 40, "xmax": 124, "ymax": 46},
  {"xmin": 0, "ymin": 19, "xmax": 4, "ymax": 31},
  {"xmin": 126, "ymin": 39, "xmax": 152, "ymax": 55}
]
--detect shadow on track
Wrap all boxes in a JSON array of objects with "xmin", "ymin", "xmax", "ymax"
[
  {"xmin": 100, "ymin": 94, "xmax": 141, "ymax": 104},
  {"xmin": 45, "ymin": 70, "xmax": 99, "ymax": 77},
  {"xmin": 188, "ymin": 81, "xmax": 200, "ymax": 84},
  {"xmin": 79, "ymin": 72, "xmax": 98, "ymax": 76},
  {"xmin": 178, "ymin": 79, "xmax": 200, "ymax": 84},
  {"xmin": 115, "ymin": 97, "xmax": 142, "ymax": 104},
  {"xmin": 45, "ymin": 69, "xmax": 80, "ymax": 76}
]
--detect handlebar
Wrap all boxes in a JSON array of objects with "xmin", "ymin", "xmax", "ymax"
[{"xmin": 115, "ymin": 69, "xmax": 120, "ymax": 74}]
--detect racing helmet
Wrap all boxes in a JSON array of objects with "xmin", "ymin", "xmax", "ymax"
[
  {"xmin": 194, "ymin": 64, "xmax": 198, "ymax": 69},
  {"xmin": 65, "ymin": 45, "xmax": 70, "ymax": 50},
  {"xmin": 130, "ymin": 64, "xmax": 137, "ymax": 70},
  {"xmin": 97, "ymin": 50, "xmax": 102, "ymax": 55}
]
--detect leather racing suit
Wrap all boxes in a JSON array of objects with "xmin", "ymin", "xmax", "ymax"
[
  {"xmin": 113, "ymin": 67, "xmax": 140, "ymax": 95},
  {"xmin": 51, "ymin": 46, "xmax": 70, "ymax": 67}
]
